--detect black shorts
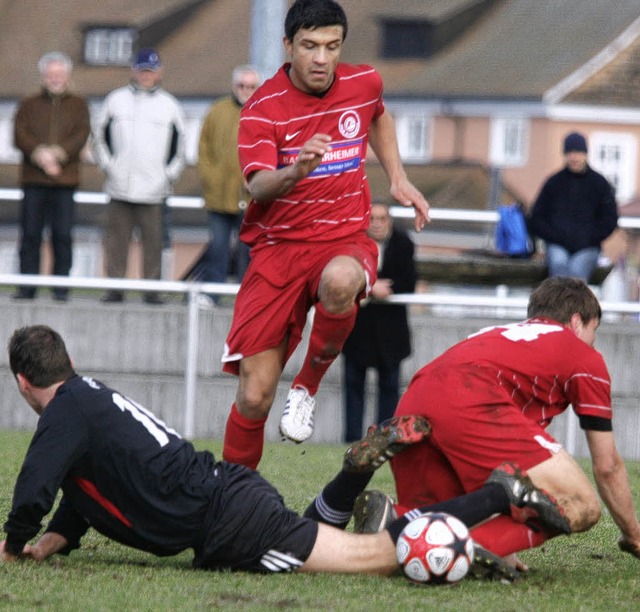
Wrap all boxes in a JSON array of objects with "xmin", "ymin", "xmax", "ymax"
[{"xmin": 194, "ymin": 462, "xmax": 318, "ymax": 572}]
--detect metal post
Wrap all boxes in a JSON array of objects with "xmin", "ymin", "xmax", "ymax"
[
  {"xmin": 488, "ymin": 165, "xmax": 502, "ymax": 209},
  {"xmin": 250, "ymin": 0, "xmax": 286, "ymax": 80},
  {"xmin": 564, "ymin": 408, "xmax": 579, "ymax": 456},
  {"xmin": 183, "ymin": 286, "xmax": 200, "ymax": 439}
]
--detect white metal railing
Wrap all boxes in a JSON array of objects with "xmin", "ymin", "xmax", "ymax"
[
  {"xmin": 0, "ymin": 273, "xmax": 237, "ymax": 439},
  {"xmin": 1, "ymin": 187, "xmax": 640, "ymax": 229},
  {"xmin": 2, "ymin": 186, "xmax": 640, "ymax": 440},
  {"xmin": 2, "ymin": 272, "xmax": 640, "ymax": 440},
  {"xmin": 390, "ymin": 203, "xmax": 640, "ymax": 229}
]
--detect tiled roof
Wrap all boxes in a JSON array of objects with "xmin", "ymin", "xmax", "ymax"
[
  {"xmin": 343, "ymin": 0, "xmax": 640, "ymax": 100},
  {"xmin": 1, "ymin": 1, "xmax": 640, "ymax": 102},
  {"xmin": 563, "ymin": 39, "xmax": 640, "ymax": 106}
]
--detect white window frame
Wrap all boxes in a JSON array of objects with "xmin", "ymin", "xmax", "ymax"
[
  {"xmin": 394, "ymin": 114, "xmax": 431, "ymax": 163},
  {"xmin": 489, "ymin": 117, "xmax": 529, "ymax": 168},
  {"xmin": 84, "ymin": 28, "xmax": 136, "ymax": 66},
  {"xmin": 0, "ymin": 103, "xmax": 20, "ymax": 164},
  {"xmin": 589, "ymin": 131, "xmax": 637, "ymax": 205}
]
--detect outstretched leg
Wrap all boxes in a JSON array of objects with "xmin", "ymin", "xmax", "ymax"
[{"xmin": 223, "ymin": 343, "xmax": 286, "ymax": 469}]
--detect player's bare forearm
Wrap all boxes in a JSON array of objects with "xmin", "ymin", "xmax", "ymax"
[
  {"xmin": 369, "ymin": 112, "xmax": 430, "ymax": 231},
  {"xmin": 248, "ymin": 134, "xmax": 332, "ymax": 202},
  {"xmin": 248, "ymin": 166, "xmax": 303, "ymax": 202},
  {"xmin": 595, "ymin": 465, "xmax": 640, "ymax": 543},
  {"xmin": 588, "ymin": 432, "xmax": 640, "ymax": 548}
]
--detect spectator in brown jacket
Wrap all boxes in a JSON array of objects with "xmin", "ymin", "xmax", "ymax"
[{"xmin": 13, "ymin": 52, "xmax": 90, "ymax": 301}]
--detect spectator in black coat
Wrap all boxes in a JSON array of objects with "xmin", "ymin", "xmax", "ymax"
[
  {"xmin": 341, "ymin": 203, "xmax": 416, "ymax": 442},
  {"xmin": 529, "ymin": 132, "xmax": 618, "ymax": 282}
]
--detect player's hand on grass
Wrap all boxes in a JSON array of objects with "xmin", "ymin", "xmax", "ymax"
[
  {"xmin": 0, "ymin": 540, "xmax": 19, "ymax": 563},
  {"xmin": 618, "ymin": 536, "xmax": 640, "ymax": 559},
  {"xmin": 504, "ymin": 553, "xmax": 529, "ymax": 573}
]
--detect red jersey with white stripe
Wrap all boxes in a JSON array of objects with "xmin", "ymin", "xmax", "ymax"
[
  {"xmin": 237, "ymin": 63, "xmax": 385, "ymax": 246},
  {"xmin": 397, "ymin": 317, "xmax": 612, "ymax": 427}
]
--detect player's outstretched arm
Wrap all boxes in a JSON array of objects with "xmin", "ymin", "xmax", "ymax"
[
  {"xmin": 368, "ymin": 111, "xmax": 430, "ymax": 232},
  {"xmin": 586, "ymin": 430, "xmax": 640, "ymax": 556},
  {"xmin": 248, "ymin": 134, "xmax": 332, "ymax": 203}
]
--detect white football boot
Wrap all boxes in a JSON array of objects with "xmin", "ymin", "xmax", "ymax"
[{"xmin": 279, "ymin": 385, "xmax": 316, "ymax": 443}]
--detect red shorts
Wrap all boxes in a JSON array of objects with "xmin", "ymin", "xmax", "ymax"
[
  {"xmin": 222, "ymin": 233, "xmax": 378, "ymax": 375},
  {"xmin": 391, "ymin": 366, "xmax": 561, "ymax": 514}
]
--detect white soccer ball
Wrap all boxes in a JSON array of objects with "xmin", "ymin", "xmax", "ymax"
[{"xmin": 396, "ymin": 512, "xmax": 475, "ymax": 585}]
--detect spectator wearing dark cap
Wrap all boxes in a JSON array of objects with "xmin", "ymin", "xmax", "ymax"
[
  {"xmin": 529, "ymin": 131, "xmax": 618, "ymax": 282},
  {"xmin": 94, "ymin": 48, "xmax": 186, "ymax": 304}
]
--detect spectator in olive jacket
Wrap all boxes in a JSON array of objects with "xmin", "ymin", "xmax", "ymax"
[{"xmin": 196, "ymin": 65, "xmax": 261, "ymax": 291}]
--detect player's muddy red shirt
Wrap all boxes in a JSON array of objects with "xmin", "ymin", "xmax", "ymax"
[{"xmin": 397, "ymin": 317, "xmax": 612, "ymax": 427}]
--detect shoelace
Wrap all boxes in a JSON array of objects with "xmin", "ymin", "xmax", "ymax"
[{"xmin": 288, "ymin": 389, "xmax": 314, "ymax": 425}]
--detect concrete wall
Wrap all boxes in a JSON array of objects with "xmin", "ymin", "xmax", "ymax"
[{"xmin": 0, "ymin": 298, "xmax": 638, "ymax": 459}]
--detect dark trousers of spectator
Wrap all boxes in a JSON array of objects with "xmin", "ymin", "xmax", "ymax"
[
  {"xmin": 17, "ymin": 185, "xmax": 75, "ymax": 299},
  {"xmin": 205, "ymin": 211, "xmax": 250, "ymax": 283},
  {"xmin": 343, "ymin": 357, "xmax": 401, "ymax": 443},
  {"xmin": 104, "ymin": 199, "xmax": 163, "ymax": 280}
]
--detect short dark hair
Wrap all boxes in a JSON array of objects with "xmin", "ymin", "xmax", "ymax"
[
  {"xmin": 527, "ymin": 277, "xmax": 601, "ymax": 325},
  {"xmin": 9, "ymin": 325, "xmax": 75, "ymax": 388},
  {"xmin": 284, "ymin": 0, "xmax": 348, "ymax": 42}
]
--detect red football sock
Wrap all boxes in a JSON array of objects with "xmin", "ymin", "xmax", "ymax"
[
  {"xmin": 222, "ymin": 403, "xmax": 267, "ymax": 470},
  {"xmin": 293, "ymin": 302, "xmax": 357, "ymax": 395},
  {"xmin": 470, "ymin": 515, "xmax": 552, "ymax": 557}
]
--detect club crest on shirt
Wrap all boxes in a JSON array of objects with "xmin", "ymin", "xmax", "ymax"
[{"xmin": 338, "ymin": 110, "xmax": 361, "ymax": 138}]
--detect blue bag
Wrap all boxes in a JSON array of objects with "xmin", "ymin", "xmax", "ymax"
[{"xmin": 495, "ymin": 204, "xmax": 533, "ymax": 258}]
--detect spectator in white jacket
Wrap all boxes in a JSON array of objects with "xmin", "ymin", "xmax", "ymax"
[{"xmin": 94, "ymin": 48, "xmax": 186, "ymax": 304}]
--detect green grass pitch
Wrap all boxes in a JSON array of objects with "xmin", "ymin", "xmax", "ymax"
[{"xmin": 1, "ymin": 430, "xmax": 639, "ymax": 611}]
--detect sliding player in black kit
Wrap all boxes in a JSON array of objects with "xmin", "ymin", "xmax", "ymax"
[
  {"xmin": 1, "ymin": 325, "xmax": 401, "ymax": 574},
  {"xmin": 2, "ymin": 325, "xmax": 541, "ymax": 580}
]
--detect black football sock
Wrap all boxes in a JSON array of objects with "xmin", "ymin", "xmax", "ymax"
[
  {"xmin": 386, "ymin": 483, "xmax": 510, "ymax": 543},
  {"xmin": 303, "ymin": 470, "xmax": 374, "ymax": 529}
]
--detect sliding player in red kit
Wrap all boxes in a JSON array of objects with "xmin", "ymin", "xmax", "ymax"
[
  {"xmin": 383, "ymin": 277, "xmax": 640, "ymax": 561},
  {"xmin": 301, "ymin": 278, "xmax": 639, "ymax": 572}
]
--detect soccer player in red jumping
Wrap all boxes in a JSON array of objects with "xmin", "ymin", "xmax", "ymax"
[{"xmin": 221, "ymin": 0, "xmax": 429, "ymax": 469}]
